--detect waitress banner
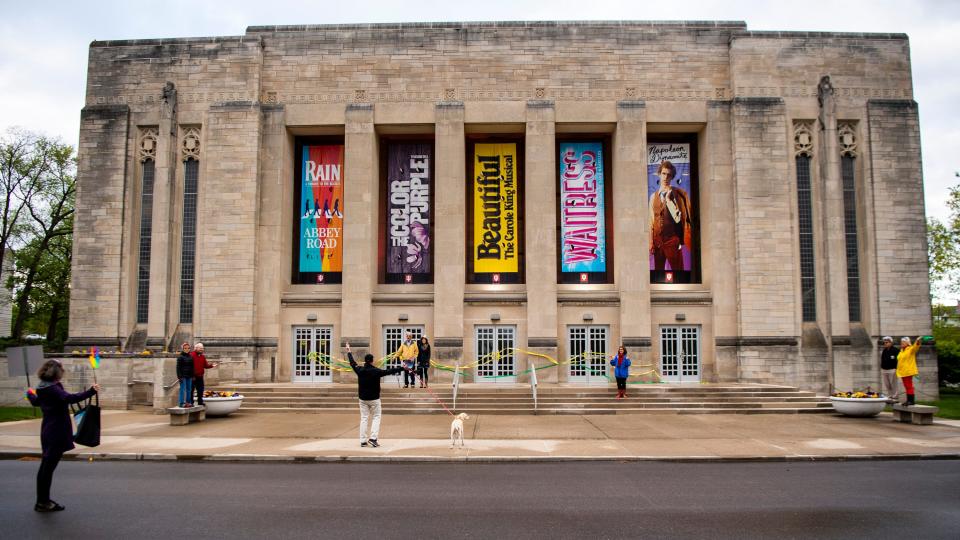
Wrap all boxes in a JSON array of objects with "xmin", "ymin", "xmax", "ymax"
[
  {"xmin": 472, "ymin": 143, "xmax": 519, "ymax": 274},
  {"xmin": 558, "ymin": 141, "xmax": 607, "ymax": 273},
  {"xmin": 385, "ymin": 143, "xmax": 432, "ymax": 275},
  {"xmin": 299, "ymin": 145, "xmax": 344, "ymax": 273}
]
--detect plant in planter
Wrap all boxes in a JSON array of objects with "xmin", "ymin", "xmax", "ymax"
[
  {"xmin": 830, "ymin": 389, "xmax": 888, "ymax": 417},
  {"xmin": 201, "ymin": 391, "xmax": 244, "ymax": 416}
]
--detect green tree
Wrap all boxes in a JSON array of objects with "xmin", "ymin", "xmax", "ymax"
[
  {"xmin": 928, "ymin": 177, "xmax": 960, "ymax": 298},
  {"xmin": 5, "ymin": 134, "xmax": 75, "ymax": 343}
]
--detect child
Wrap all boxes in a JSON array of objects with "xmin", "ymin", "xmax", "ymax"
[{"xmin": 176, "ymin": 342, "xmax": 194, "ymax": 407}]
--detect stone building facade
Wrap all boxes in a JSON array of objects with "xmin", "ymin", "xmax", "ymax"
[{"xmin": 68, "ymin": 21, "xmax": 937, "ymax": 397}]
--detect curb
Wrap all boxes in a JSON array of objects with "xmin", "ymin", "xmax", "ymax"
[{"xmin": 2, "ymin": 450, "xmax": 959, "ymax": 464}]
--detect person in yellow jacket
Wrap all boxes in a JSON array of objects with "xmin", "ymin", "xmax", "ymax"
[
  {"xmin": 896, "ymin": 336, "xmax": 921, "ymax": 406},
  {"xmin": 395, "ymin": 333, "xmax": 419, "ymax": 388}
]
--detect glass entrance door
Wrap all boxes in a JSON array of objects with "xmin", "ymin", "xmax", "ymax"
[
  {"xmin": 659, "ymin": 325, "xmax": 701, "ymax": 383},
  {"xmin": 293, "ymin": 326, "xmax": 333, "ymax": 383},
  {"xmin": 568, "ymin": 326, "xmax": 609, "ymax": 385},
  {"xmin": 383, "ymin": 325, "xmax": 424, "ymax": 386},
  {"xmin": 475, "ymin": 325, "xmax": 516, "ymax": 383}
]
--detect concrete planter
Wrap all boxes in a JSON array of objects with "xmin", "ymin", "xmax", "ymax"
[
  {"xmin": 830, "ymin": 396, "xmax": 887, "ymax": 417},
  {"xmin": 202, "ymin": 396, "xmax": 243, "ymax": 416}
]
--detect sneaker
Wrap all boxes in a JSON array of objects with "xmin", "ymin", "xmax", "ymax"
[
  {"xmin": 35, "ymin": 501, "xmax": 65, "ymax": 512},
  {"xmin": 368, "ymin": 439, "xmax": 380, "ymax": 448},
  {"xmin": 361, "ymin": 441, "xmax": 368, "ymax": 447}
]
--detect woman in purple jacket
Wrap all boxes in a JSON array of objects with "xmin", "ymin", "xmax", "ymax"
[{"xmin": 26, "ymin": 360, "xmax": 99, "ymax": 512}]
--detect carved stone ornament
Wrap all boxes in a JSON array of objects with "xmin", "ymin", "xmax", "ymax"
[
  {"xmin": 838, "ymin": 122, "xmax": 858, "ymax": 157},
  {"xmin": 817, "ymin": 75, "xmax": 834, "ymax": 108},
  {"xmin": 138, "ymin": 127, "xmax": 158, "ymax": 163},
  {"xmin": 793, "ymin": 121, "xmax": 814, "ymax": 158},
  {"xmin": 181, "ymin": 127, "xmax": 201, "ymax": 162}
]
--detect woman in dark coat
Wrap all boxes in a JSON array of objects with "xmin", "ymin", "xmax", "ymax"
[
  {"xmin": 416, "ymin": 337, "xmax": 432, "ymax": 388},
  {"xmin": 26, "ymin": 360, "xmax": 99, "ymax": 512}
]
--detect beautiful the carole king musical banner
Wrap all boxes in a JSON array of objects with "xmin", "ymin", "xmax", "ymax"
[
  {"xmin": 299, "ymin": 145, "xmax": 344, "ymax": 273},
  {"xmin": 647, "ymin": 143, "xmax": 693, "ymax": 274},
  {"xmin": 386, "ymin": 143, "xmax": 432, "ymax": 275},
  {"xmin": 559, "ymin": 142, "xmax": 607, "ymax": 273},
  {"xmin": 473, "ymin": 143, "xmax": 519, "ymax": 274}
]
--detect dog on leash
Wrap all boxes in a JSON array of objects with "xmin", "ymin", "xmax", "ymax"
[{"xmin": 450, "ymin": 413, "xmax": 470, "ymax": 448}]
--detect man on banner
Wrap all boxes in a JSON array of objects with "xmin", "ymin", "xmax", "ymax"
[{"xmin": 649, "ymin": 160, "xmax": 692, "ymax": 272}]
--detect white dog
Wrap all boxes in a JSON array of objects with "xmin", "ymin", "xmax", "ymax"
[{"xmin": 450, "ymin": 413, "xmax": 470, "ymax": 448}]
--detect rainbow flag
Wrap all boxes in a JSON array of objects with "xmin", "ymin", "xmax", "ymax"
[{"xmin": 89, "ymin": 346, "xmax": 100, "ymax": 369}]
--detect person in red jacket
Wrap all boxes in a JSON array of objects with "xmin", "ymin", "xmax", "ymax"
[{"xmin": 190, "ymin": 342, "xmax": 217, "ymax": 405}]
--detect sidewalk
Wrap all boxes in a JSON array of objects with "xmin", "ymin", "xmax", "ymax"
[{"xmin": 1, "ymin": 410, "xmax": 958, "ymax": 462}]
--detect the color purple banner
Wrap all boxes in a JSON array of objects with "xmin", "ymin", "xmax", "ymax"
[{"xmin": 386, "ymin": 143, "xmax": 432, "ymax": 275}]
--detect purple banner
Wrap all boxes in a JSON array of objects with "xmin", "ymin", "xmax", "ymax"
[{"xmin": 386, "ymin": 143, "xmax": 432, "ymax": 275}]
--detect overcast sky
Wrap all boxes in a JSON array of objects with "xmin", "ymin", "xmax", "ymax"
[{"xmin": 0, "ymin": 0, "xmax": 957, "ymax": 222}]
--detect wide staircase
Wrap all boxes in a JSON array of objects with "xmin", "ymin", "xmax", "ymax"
[{"xmin": 208, "ymin": 383, "xmax": 832, "ymax": 415}]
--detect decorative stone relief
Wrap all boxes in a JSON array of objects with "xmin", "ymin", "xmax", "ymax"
[
  {"xmin": 817, "ymin": 75, "xmax": 834, "ymax": 108},
  {"xmin": 180, "ymin": 127, "xmax": 201, "ymax": 162},
  {"xmin": 138, "ymin": 128, "xmax": 158, "ymax": 163},
  {"xmin": 838, "ymin": 122, "xmax": 858, "ymax": 157},
  {"xmin": 793, "ymin": 121, "xmax": 814, "ymax": 158}
]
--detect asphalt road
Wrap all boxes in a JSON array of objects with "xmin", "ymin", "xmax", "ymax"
[{"xmin": 1, "ymin": 459, "xmax": 958, "ymax": 539}]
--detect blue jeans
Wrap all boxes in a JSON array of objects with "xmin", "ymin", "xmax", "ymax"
[{"xmin": 178, "ymin": 378, "xmax": 193, "ymax": 406}]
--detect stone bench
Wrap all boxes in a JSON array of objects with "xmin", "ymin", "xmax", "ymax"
[
  {"xmin": 892, "ymin": 404, "xmax": 938, "ymax": 425},
  {"xmin": 167, "ymin": 405, "xmax": 206, "ymax": 426}
]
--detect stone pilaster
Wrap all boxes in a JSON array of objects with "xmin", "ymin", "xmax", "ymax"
[
  {"xmin": 146, "ymin": 83, "xmax": 178, "ymax": 346},
  {"xmin": 433, "ymin": 102, "xmax": 466, "ymax": 362},
  {"xmin": 194, "ymin": 102, "xmax": 262, "ymax": 340},
  {"xmin": 705, "ymin": 101, "xmax": 738, "ymax": 381},
  {"xmin": 730, "ymin": 98, "xmax": 800, "ymax": 385},
  {"xmin": 341, "ymin": 103, "xmax": 376, "ymax": 346},
  {"xmin": 69, "ymin": 105, "xmax": 130, "ymax": 348},
  {"xmin": 867, "ymin": 99, "xmax": 936, "ymax": 399},
  {"xmin": 817, "ymin": 76, "xmax": 851, "ymax": 344},
  {"xmin": 613, "ymin": 101, "xmax": 651, "ymax": 352},
  {"xmin": 524, "ymin": 100, "xmax": 558, "ymax": 369}
]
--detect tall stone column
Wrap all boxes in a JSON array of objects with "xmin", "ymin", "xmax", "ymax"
[
  {"xmin": 730, "ymin": 98, "xmax": 802, "ymax": 387},
  {"xmin": 432, "ymin": 102, "xmax": 466, "ymax": 369},
  {"xmin": 341, "ymin": 103, "xmax": 376, "ymax": 355},
  {"xmin": 705, "ymin": 101, "xmax": 739, "ymax": 381},
  {"xmin": 817, "ymin": 76, "xmax": 851, "ymax": 342},
  {"xmin": 146, "ymin": 82, "xmax": 178, "ymax": 348},
  {"xmin": 613, "ymin": 101, "xmax": 651, "ymax": 356},
  {"xmin": 69, "ymin": 104, "xmax": 130, "ymax": 349},
  {"xmin": 524, "ymin": 100, "xmax": 559, "ymax": 381},
  {"xmin": 194, "ymin": 101, "xmax": 262, "ymax": 381}
]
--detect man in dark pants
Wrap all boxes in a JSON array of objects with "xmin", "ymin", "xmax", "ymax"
[
  {"xmin": 879, "ymin": 336, "xmax": 900, "ymax": 402},
  {"xmin": 345, "ymin": 342, "xmax": 405, "ymax": 447},
  {"xmin": 191, "ymin": 342, "xmax": 217, "ymax": 405}
]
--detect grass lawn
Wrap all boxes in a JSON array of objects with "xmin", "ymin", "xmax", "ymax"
[
  {"xmin": 920, "ymin": 388, "xmax": 960, "ymax": 419},
  {"xmin": 0, "ymin": 406, "xmax": 39, "ymax": 423}
]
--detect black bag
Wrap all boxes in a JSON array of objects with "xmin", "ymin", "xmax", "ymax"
[{"xmin": 72, "ymin": 393, "xmax": 101, "ymax": 448}]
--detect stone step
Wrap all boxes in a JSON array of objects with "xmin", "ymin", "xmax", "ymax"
[
  {"xmin": 239, "ymin": 406, "xmax": 833, "ymax": 415},
  {"xmin": 216, "ymin": 390, "xmax": 820, "ymax": 399},
  {"xmin": 237, "ymin": 401, "xmax": 831, "ymax": 410}
]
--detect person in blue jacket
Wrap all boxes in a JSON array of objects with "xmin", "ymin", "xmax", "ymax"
[
  {"xmin": 26, "ymin": 360, "xmax": 99, "ymax": 512},
  {"xmin": 610, "ymin": 345, "xmax": 631, "ymax": 399}
]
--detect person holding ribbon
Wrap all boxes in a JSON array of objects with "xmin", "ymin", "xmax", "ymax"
[
  {"xmin": 345, "ymin": 342, "xmax": 406, "ymax": 447},
  {"xmin": 610, "ymin": 345, "xmax": 632, "ymax": 399},
  {"xmin": 896, "ymin": 336, "xmax": 922, "ymax": 406},
  {"xmin": 26, "ymin": 360, "xmax": 100, "ymax": 512},
  {"xmin": 395, "ymin": 333, "xmax": 419, "ymax": 389}
]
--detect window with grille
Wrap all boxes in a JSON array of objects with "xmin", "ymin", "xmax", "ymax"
[
  {"xmin": 841, "ymin": 156, "xmax": 861, "ymax": 322},
  {"xmin": 796, "ymin": 156, "xmax": 816, "ymax": 322},
  {"xmin": 179, "ymin": 159, "xmax": 199, "ymax": 323},
  {"xmin": 136, "ymin": 160, "xmax": 156, "ymax": 323}
]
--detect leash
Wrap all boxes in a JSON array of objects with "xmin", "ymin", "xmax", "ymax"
[{"xmin": 406, "ymin": 368, "xmax": 455, "ymax": 417}]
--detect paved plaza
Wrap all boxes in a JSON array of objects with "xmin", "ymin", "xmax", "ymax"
[{"xmin": 1, "ymin": 410, "xmax": 958, "ymax": 461}]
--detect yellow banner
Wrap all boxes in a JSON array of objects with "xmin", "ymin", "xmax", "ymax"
[{"xmin": 473, "ymin": 143, "xmax": 519, "ymax": 273}]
